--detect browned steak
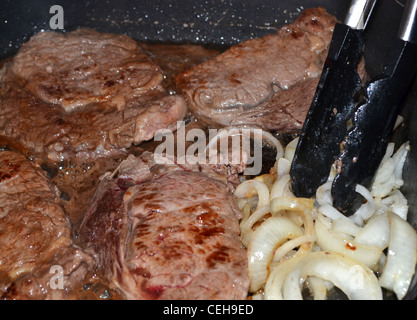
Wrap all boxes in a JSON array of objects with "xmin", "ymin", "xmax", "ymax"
[
  {"xmin": 175, "ymin": 7, "xmax": 337, "ymax": 132},
  {"xmin": 79, "ymin": 152, "xmax": 249, "ymax": 300},
  {"xmin": 138, "ymin": 42, "xmax": 220, "ymax": 93},
  {"xmin": 0, "ymin": 151, "xmax": 94, "ymax": 299},
  {"xmin": 0, "ymin": 28, "xmax": 187, "ymax": 162}
]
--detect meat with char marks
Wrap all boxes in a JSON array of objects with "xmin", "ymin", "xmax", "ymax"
[{"xmin": 79, "ymin": 152, "xmax": 249, "ymax": 300}]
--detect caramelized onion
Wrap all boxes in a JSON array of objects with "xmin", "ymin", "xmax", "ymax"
[{"xmin": 238, "ymin": 140, "xmax": 415, "ymax": 300}]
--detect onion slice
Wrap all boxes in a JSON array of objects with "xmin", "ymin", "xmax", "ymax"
[
  {"xmin": 315, "ymin": 214, "xmax": 383, "ymax": 268},
  {"xmin": 247, "ymin": 216, "xmax": 303, "ymax": 292},
  {"xmin": 235, "ymin": 179, "xmax": 270, "ymax": 234},
  {"xmin": 265, "ymin": 251, "xmax": 382, "ymax": 300},
  {"xmin": 271, "ymin": 197, "xmax": 315, "ymax": 252},
  {"xmin": 354, "ymin": 212, "xmax": 390, "ymax": 249},
  {"xmin": 284, "ymin": 137, "xmax": 298, "ymax": 163},
  {"xmin": 351, "ymin": 184, "xmax": 376, "ymax": 226},
  {"xmin": 270, "ymin": 174, "xmax": 292, "ymax": 199},
  {"xmin": 379, "ymin": 212, "xmax": 417, "ymax": 300},
  {"xmin": 307, "ymin": 277, "xmax": 328, "ymax": 300}
]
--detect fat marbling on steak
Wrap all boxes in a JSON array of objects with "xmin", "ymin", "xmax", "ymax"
[
  {"xmin": 0, "ymin": 28, "xmax": 187, "ymax": 162},
  {"xmin": 79, "ymin": 152, "xmax": 249, "ymax": 300},
  {"xmin": 0, "ymin": 150, "xmax": 94, "ymax": 299},
  {"xmin": 175, "ymin": 7, "xmax": 337, "ymax": 132}
]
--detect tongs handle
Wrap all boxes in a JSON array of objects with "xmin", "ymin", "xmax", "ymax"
[
  {"xmin": 290, "ymin": 0, "xmax": 417, "ymax": 215},
  {"xmin": 331, "ymin": 0, "xmax": 417, "ymax": 214},
  {"xmin": 345, "ymin": 0, "xmax": 377, "ymax": 30},
  {"xmin": 289, "ymin": 0, "xmax": 375, "ymax": 198},
  {"xmin": 399, "ymin": 0, "xmax": 417, "ymax": 43}
]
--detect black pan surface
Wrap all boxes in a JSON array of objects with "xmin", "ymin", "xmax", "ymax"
[{"xmin": 1, "ymin": 0, "xmax": 416, "ymax": 300}]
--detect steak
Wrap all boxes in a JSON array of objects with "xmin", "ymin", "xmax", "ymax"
[
  {"xmin": 79, "ymin": 152, "xmax": 249, "ymax": 300},
  {"xmin": 175, "ymin": 7, "xmax": 337, "ymax": 132},
  {"xmin": 138, "ymin": 42, "xmax": 219, "ymax": 93},
  {"xmin": 0, "ymin": 150, "xmax": 94, "ymax": 299},
  {"xmin": 0, "ymin": 28, "xmax": 187, "ymax": 162}
]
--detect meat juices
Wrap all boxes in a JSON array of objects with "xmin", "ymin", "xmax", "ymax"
[
  {"xmin": 0, "ymin": 28, "xmax": 187, "ymax": 162},
  {"xmin": 79, "ymin": 152, "xmax": 250, "ymax": 300},
  {"xmin": 0, "ymin": 151, "xmax": 94, "ymax": 299},
  {"xmin": 175, "ymin": 7, "xmax": 337, "ymax": 132}
]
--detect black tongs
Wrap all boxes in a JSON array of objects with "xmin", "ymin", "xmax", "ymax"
[{"xmin": 290, "ymin": 0, "xmax": 417, "ymax": 215}]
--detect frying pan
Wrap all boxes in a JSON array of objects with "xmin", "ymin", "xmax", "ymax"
[{"xmin": 1, "ymin": 0, "xmax": 416, "ymax": 300}]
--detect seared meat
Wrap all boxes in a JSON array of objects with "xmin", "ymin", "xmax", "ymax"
[
  {"xmin": 0, "ymin": 151, "xmax": 94, "ymax": 299},
  {"xmin": 79, "ymin": 152, "xmax": 249, "ymax": 300},
  {"xmin": 138, "ymin": 42, "xmax": 219, "ymax": 93},
  {"xmin": 175, "ymin": 7, "xmax": 337, "ymax": 132},
  {"xmin": 0, "ymin": 28, "xmax": 187, "ymax": 162}
]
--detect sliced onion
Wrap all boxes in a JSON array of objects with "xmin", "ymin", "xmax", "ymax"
[
  {"xmin": 371, "ymin": 142, "xmax": 410, "ymax": 198},
  {"xmin": 382, "ymin": 142, "xmax": 396, "ymax": 162},
  {"xmin": 234, "ymin": 179, "xmax": 270, "ymax": 204},
  {"xmin": 284, "ymin": 252, "xmax": 382, "ymax": 300},
  {"xmin": 354, "ymin": 212, "xmax": 390, "ymax": 249},
  {"xmin": 265, "ymin": 251, "xmax": 382, "ymax": 300},
  {"xmin": 251, "ymin": 292, "xmax": 264, "ymax": 300},
  {"xmin": 392, "ymin": 142, "xmax": 410, "ymax": 185},
  {"xmin": 272, "ymin": 234, "xmax": 316, "ymax": 264},
  {"xmin": 318, "ymin": 204, "xmax": 352, "ymax": 222},
  {"xmin": 270, "ymin": 174, "xmax": 293, "ymax": 199},
  {"xmin": 235, "ymin": 180, "xmax": 270, "ymax": 234},
  {"xmin": 306, "ymin": 277, "xmax": 328, "ymax": 300},
  {"xmin": 284, "ymin": 138, "xmax": 299, "ymax": 163},
  {"xmin": 270, "ymin": 197, "xmax": 315, "ymax": 252},
  {"xmin": 254, "ymin": 173, "xmax": 276, "ymax": 191},
  {"xmin": 332, "ymin": 218, "xmax": 361, "ymax": 237},
  {"xmin": 374, "ymin": 157, "xmax": 396, "ymax": 185},
  {"xmin": 379, "ymin": 212, "xmax": 417, "ymax": 300},
  {"xmin": 241, "ymin": 228, "xmax": 254, "ymax": 249},
  {"xmin": 394, "ymin": 115, "xmax": 404, "ymax": 131},
  {"xmin": 247, "ymin": 216, "xmax": 303, "ymax": 292},
  {"xmin": 316, "ymin": 181, "xmax": 333, "ymax": 206},
  {"xmin": 264, "ymin": 253, "xmax": 305, "ymax": 300},
  {"xmin": 386, "ymin": 189, "xmax": 409, "ymax": 220},
  {"xmin": 315, "ymin": 214, "xmax": 383, "ymax": 268},
  {"xmin": 351, "ymin": 184, "xmax": 376, "ymax": 226},
  {"xmin": 276, "ymin": 157, "xmax": 291, "ymax": 179}
]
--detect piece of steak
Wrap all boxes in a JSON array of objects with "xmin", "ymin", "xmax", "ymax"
[
  {"xmin": 0, "ymin": 28, "xmax": 187, "ymax": 162},
  {"xmin": 175, "ymin": 7, "xmax": 337, "ymax": 132},
  {"xmin": 79, "ymin": 152, "xmax": 249, "ymax": 300},
  {"xmin": 0, "ymin": 150, "xmax": 94, "ymax": 299},
  {"xmin": 138, "ymin": 42, "xmax": 220, "ymax": 93}
]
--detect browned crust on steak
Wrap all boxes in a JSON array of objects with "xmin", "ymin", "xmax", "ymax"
[
  {"xmin": 175, "ymin": 7, "xmax": 337, "ymax": 132},
  {"xmin": 0, "ymin": 29, "xmax": 187, "ymax": 162},
  {"xmin": 79, "ymin": 153, "xmax": 250, "ymax": 300}
]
